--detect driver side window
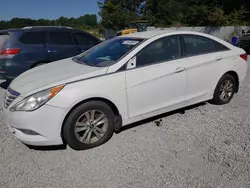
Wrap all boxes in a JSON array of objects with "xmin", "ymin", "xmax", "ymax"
[{"xmin": 136, "ymin": 35, "xmax": 181, "ymax": 67}]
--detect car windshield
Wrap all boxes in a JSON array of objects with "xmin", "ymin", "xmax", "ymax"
[
  {"xmin": 247, "ymin": 29, "xmax": 250, "ymax": 34},
  {"xmin": 74, "ymin": 37, "xmax": 144, "ymax": 67}
]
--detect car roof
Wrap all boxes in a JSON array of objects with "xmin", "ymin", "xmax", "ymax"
[
  {"xmin": 0, "ymin": 27, "xmax": 101, "ymax": 41},
  {"xmin": 0, "ymin": 27, "xmax": 73, "ymax": 33},
  {"xmin": 0, "ymin": 28, "xmax": 23, "ymax": 33},
  {"xmin": 121, "ymin": 29, "xmax": 213, "ymax": 39},
  {"xmin": 118, "ymin": 29, "xmax": 235, "ymax": 51},
  {"xmin": 121, "ymin": 29, "xmax": 176, "ymax": 39},
  {"xmin": 0, "ymin": 26, "xmax": 84, "ymax": 33}
]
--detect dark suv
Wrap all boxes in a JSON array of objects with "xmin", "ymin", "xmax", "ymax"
[
  {"xmin": 0, "ymin": 26, "xmax": 101, "ymax": 81},
  {"xmin": 237, "ymin": 29, "xmax": 250, "ymax": 54}
]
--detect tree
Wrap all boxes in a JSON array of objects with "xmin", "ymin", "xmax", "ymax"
[
  {"xmin": 145, "ymin": 0, "xmax": 250, "ymax": 27},
  {"xmin": 0, "ymin": 15, "xmax": 99, "ymax": 30},
  {"xmin": 98, "ymin": 0, "xmax": 250, "ymax": 30},
  {"xmin": 98, "ymin": 0, "xmax": 145, "ymax": 30}
]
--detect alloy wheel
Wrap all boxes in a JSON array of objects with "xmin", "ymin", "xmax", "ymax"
[
  {"xmin": 74, "ymin": 110, "xmax": 109, "ymax": 144},
  {"xmin": 219, "ymin": 79, "xmax": 234, "ymax": 102}
]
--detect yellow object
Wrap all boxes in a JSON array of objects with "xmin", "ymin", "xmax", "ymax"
[
  {"xmin": 117, "ymin": 20, "xmax": 148, "ymax": 36},
  {"xmin": 119, "ymin": 28, "xmax": 137, "ymax": 36}
]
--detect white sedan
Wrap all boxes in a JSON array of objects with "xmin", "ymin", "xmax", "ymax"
[{"xmin": 3, "ymin": 30, "xmax": 248, "ymax": 150}]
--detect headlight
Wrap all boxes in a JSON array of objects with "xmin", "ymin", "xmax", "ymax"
[{"xmin": 10, "ymin": 85, "xmax": 64, "ymax": 112}]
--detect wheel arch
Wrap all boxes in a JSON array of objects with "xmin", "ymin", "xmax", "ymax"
[
  {"xmin": 223, "ymin": 71, "xmax": 239, "ymax": 93},
  {"xmin": 61, "ymin": 97, "xmax": 122, "ymax": 139}
]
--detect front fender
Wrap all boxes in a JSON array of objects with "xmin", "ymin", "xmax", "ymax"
[{"xmin": 47, "ymin": 72, "xmax": 129, "ymax": 122}]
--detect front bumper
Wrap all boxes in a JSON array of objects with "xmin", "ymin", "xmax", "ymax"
[{"xmin": 3, "ymin": 103, "xmax": 67, "ymax": 146}]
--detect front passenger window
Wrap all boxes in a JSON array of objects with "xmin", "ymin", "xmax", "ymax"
[
  {"xmin": 137, "ymin": 36, "xmax": 181, "ymax": 67},
  {"xmin": 75, "ymin": 33, "xmax": 99, "ymax": 45}
]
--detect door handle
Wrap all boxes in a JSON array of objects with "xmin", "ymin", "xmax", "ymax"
[
  {"xmin": 48, "ymin": 49, "xmax": 57, "ymax": 53},
  {"xmin": 174, "ymin": 67, "xmax": 186, "ymax": 73}
]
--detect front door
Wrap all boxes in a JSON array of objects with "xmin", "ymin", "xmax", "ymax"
[
  {"xmin": 73, "ymin": 32, "xmax": 100, "ymax": 53},
  {"xmin": 126, "ymin": 35, "xmax": 187, "ymax": 118}
]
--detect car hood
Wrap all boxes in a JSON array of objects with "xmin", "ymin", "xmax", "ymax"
[{"xmin": 9, "ymin": 58, "xmax": 108, "ymax": 96}]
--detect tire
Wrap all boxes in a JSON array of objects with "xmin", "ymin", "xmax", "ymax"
[
  {"xmin": 212, "ymin": 74, "xmax": 236, "ymax": 105},
  {"xmin": 63, "ymin": 101, "xmax": 115, "ymax": 150}
]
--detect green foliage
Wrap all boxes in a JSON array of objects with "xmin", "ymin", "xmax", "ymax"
[
  {"xmin": 98, "ymin": 0, "xmax": 145, "ymax": 30},
  {"xmin": 0, "ymin": 14, "xmax": 98, "ymax": 30},
  {"xmin": 1, "ymin": 1, "xmax": 250, "ymax": 33},
  {"xmin": 99, "ymin": 0, "xmax": 250, "ymax": 30}
]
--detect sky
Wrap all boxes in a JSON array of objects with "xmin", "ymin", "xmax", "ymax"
[{"xmin": 0, "ymin": 0, "xmax": 100, "ymax": 21}]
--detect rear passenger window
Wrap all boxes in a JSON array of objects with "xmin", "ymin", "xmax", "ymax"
[
  {"xmin": 47, "ymin": 32, "xmax": 75, "ymax": 45},
  {"xmin": 75, "ymin": 33, "xmax": 99, "ymax": 45},
  {"xmin": 182, "ymin": 35, "xmax": 215, "ymax": 56},
  {"xmin": 19, "ymin": 32, "xmax": 45, "ymax": 45},
  {"xmin": 214, "ymin": 41, "xmax": 230, "ymax": 52}
]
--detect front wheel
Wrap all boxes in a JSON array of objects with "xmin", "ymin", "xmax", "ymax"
[
  {"xmin": 212, "ymin": 74, "xmax": 236, "ymax": 105},
  {"xmin": 62, "ymin": 101, "xmax": 115, "ymax": 150}
]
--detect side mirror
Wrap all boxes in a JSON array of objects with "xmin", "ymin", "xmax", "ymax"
[
  {"xmin": 126, "ymin": 56, "xmax": 136, "ymax": 70},
  {"xmin": 242, "ymin": 29, "xmax": 245, "ymax": 34}
]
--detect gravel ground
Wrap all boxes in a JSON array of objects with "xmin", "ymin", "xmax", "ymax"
[{"xmin": 1, "ymin": 60, "xmax": 250, "ymax": 188}]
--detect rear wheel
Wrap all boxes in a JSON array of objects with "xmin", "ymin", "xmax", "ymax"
[
  {"xmin": 212, "ymin": 74, "xmax": 236, "ymax": 105},
  {"xmin": 63, "ymin": 101, "xmax": 114, "ymax": 150}
]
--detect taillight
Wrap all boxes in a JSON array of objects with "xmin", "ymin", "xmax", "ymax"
[
  {"xmin": 0, "ymin": 48, "xmax": 21, "ymax": 55},
  {"xmin": 240, "ymin": 53, "xmax": 248, "ymax": 61}
]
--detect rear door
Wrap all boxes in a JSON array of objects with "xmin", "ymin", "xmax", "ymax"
[
  {"xmin": 12, "ymin": 31, "xmax": 47, "ymax": 75},
  {"xmin": 18, "ymin": 31, "xmax": 47, "ymax": 62},
  {"xmin": 180, "ymin": 34, "xmax": 231, "ymax": 104},
  {"xmin": 73, "ymin": 32, "xmax": 100, "ymax": 53},
  {"xmin": 46, "ymin": 31, "xmax": 79, "ymax": 62}
]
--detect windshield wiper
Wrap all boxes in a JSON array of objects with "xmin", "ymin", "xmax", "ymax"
[
  {"xmin": 73, "ymin": 57, "xmax": 90, "ymax": 66},
  {"xmin": 72, "ymin": 57, "xmax": 101, "ymax": 67},
  {"xmin": 72, "ymin": 56, "xmax": 79, "ymax": 63},
  {"xmin": 82, "ymin": 59, "xmax": 101, "ymax": 67}
]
